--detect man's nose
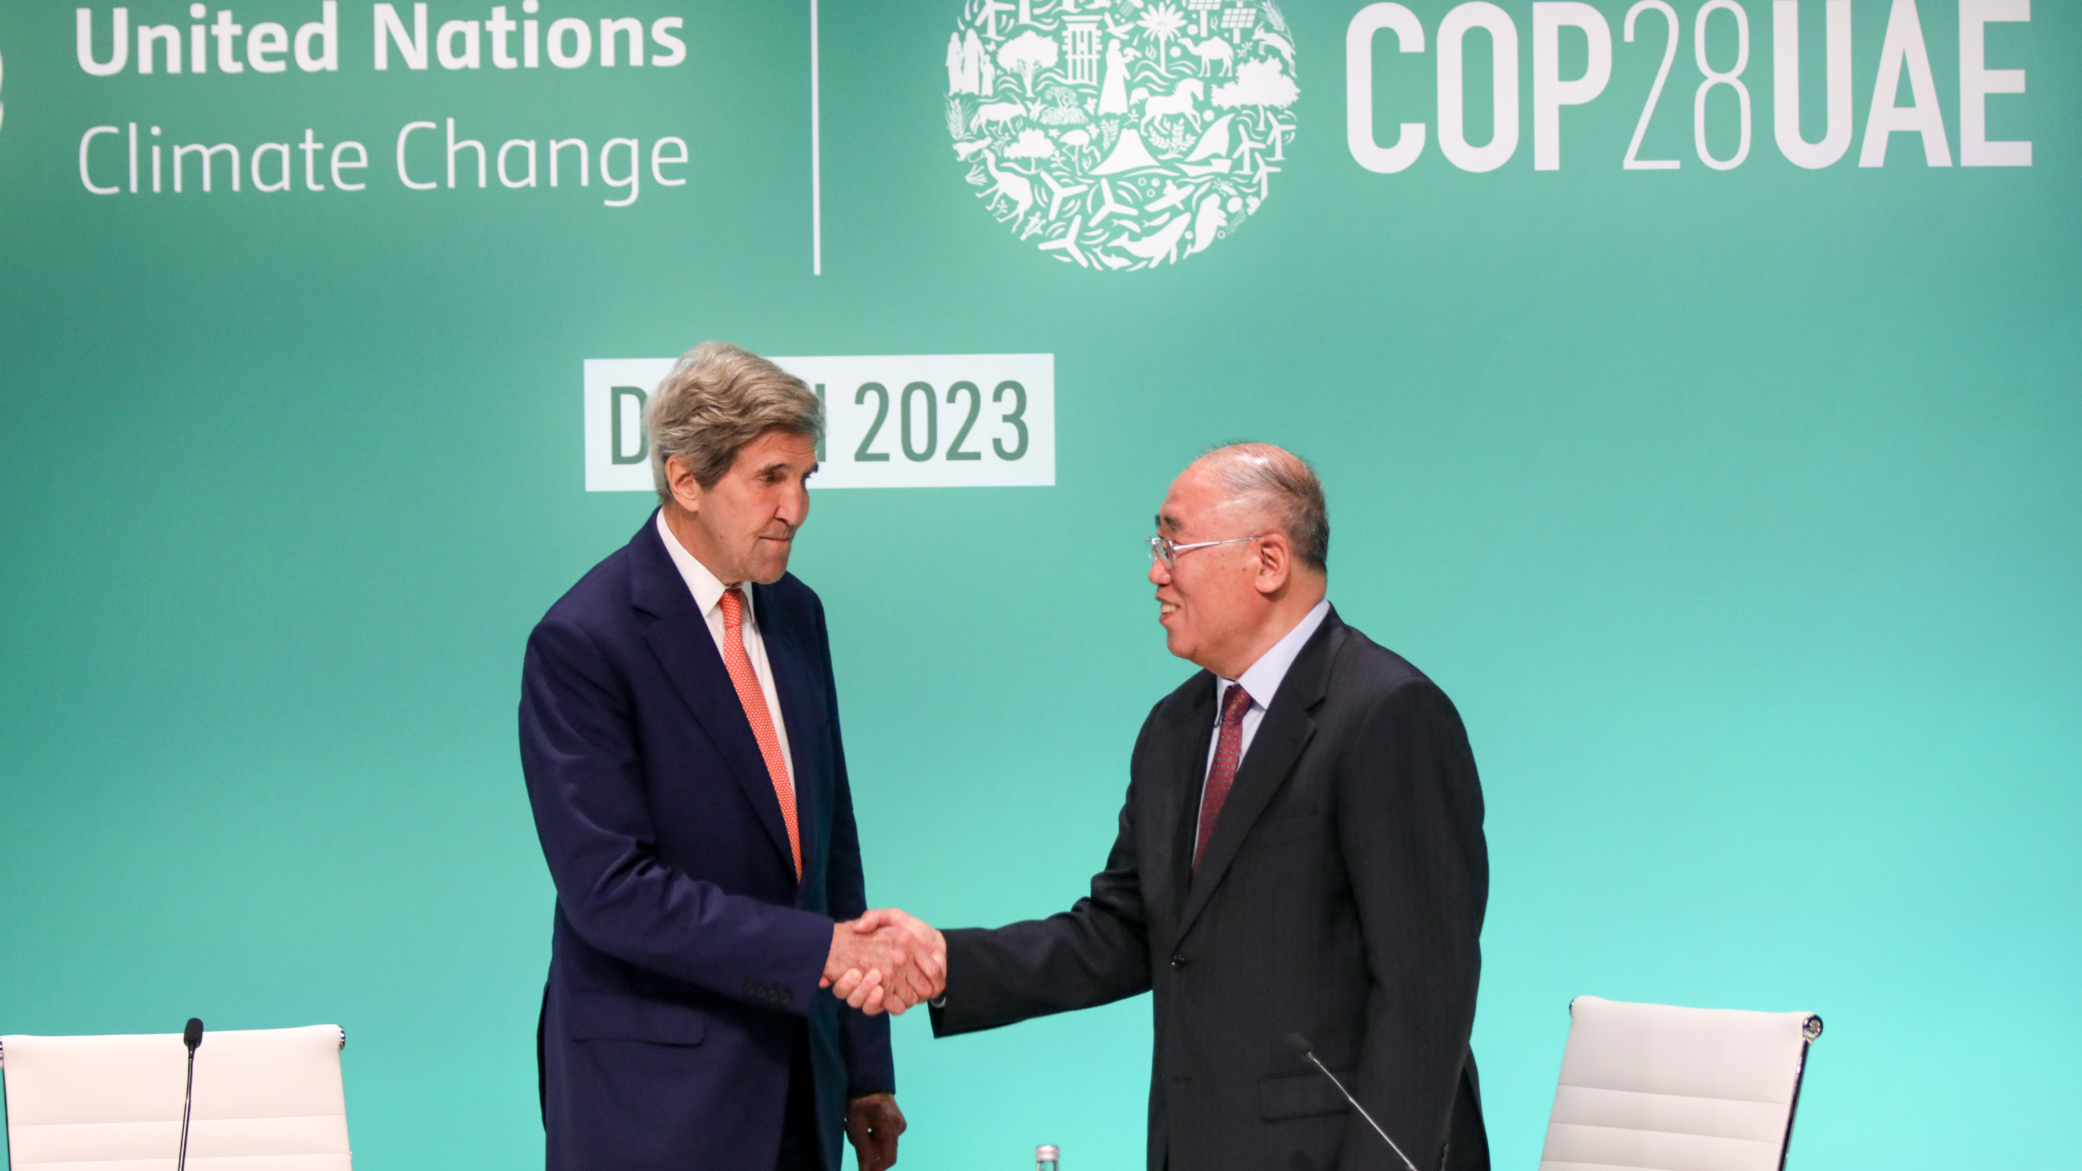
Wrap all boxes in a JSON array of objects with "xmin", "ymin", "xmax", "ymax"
[
  {"xmin": 784, "ymin": 479, "xmax": 813, "ymax": 522},
  {"xmin": 1148, "ymin": 556, "xmax": 1170, "ymax": 587}
]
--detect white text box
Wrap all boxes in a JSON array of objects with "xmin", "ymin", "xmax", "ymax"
[{"xmin": 584, "ymin": 354, "xmax": 1055, "ymax": 490}]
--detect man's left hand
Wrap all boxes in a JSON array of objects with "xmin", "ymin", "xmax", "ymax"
[{"xmin": 846, "ymin": 1093, "xmax": 906, "ymax": 1171}]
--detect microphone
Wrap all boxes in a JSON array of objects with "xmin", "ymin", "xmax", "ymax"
[
  {"xmin": 1285, "ymin": 1033, "xmax": 1419, "ymax": 1171},
  {"xmin": 177, "ymin": 1018, "xmax": 204, "ymax": 1171}
]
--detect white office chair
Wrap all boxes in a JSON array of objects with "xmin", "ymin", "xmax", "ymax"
[
  {"xmin": 1, "ymin": 1024, "xmax": 352, "ymax": 1171},
  {"xmin": 1539, "ymin": 995, "xmax": 1822, "ymax": 1171}
]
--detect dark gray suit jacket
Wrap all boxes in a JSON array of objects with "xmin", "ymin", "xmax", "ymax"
[{"xmin": 930, "ymin": 609, "xmax": 1489, "ymax": 1171}]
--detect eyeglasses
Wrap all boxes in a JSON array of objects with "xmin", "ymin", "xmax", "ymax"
[{"xmin": 1146, "ymin": 534, "xmax": 1262, "ymax": 570}]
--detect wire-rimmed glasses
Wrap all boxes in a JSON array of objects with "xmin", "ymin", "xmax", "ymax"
[{"xmin": 1146, "ymin": 534, "xmax": 1263, "ymax": 570}]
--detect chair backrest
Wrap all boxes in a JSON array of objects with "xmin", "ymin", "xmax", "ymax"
[
  {"xmin": 1539, "ymin": 996, "xmax": 1821, "ymax": 1171},
  {"xmin": 1, "ymin": 1024, "xmax": 351, "ymax": 1171}
]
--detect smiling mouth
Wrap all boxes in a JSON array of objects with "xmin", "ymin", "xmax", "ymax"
[{"xmin": 1159, "ymin": 602, "xmax": 1180, "ymax": 615}]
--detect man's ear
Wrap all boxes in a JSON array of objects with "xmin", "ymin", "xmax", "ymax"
[
  {"xmin": 1255, "ymin": 533, "xmax": 1293, "ymax": 596},
  {"xmin": 666, "ymin": 455, "xmax": 705, "ymax": 513}
]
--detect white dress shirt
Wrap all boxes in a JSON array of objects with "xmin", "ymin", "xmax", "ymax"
[
  {"xmin": 1203, "ymin": 598, "xmax": 1332, "ymax": 790},
  {"xmin": 656, "ymin": 511, "xmax": 795, "ymax": 793}
]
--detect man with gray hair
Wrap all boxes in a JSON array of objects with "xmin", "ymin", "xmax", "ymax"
[
  {"xmin": 520, "ymin": 342, "xmax": 945, "ymax": 1171},
  {"xmin": 849, "ymin": 443, "xmax": 1490, "ymax": 1170}
]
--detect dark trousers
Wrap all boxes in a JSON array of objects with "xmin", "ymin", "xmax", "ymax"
[
  {"xmin": 775, "ymin": 1020, "xmax": 823, "ymax": 1171},
  {"xmin": 1442, "ymin": 1061, "xmax": 1490, "ymax": 1171}
]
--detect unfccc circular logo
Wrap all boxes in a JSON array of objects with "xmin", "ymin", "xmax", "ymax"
[{"xmin": 944, "ymin": 0, "xmax": 1298, "ymax": 270}]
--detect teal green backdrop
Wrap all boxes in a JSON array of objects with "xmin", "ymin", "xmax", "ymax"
[{"xmin": 1, "ymin": 0, "xmax": 2076, "ymax": 1168}]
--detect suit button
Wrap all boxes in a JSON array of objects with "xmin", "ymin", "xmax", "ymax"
[{"xmin": 1170, "ymin": 955, "xmax": 1187, "ymax": 971}]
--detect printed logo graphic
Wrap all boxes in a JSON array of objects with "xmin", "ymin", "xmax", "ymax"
[{"xmin": 945, "ymin": 0, "xmax": 1297, "ymax": 270}]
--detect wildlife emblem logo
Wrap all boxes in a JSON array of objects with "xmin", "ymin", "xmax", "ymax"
[{"xmin": 945, "ymin": 0, "xmax": 1298, "ymax": 270}]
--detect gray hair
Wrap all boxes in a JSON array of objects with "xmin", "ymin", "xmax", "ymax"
[
  {"xmin": 1201, "ymin": 442, "xmax": 1330, "ymax": 572},
  {"xmin": 648, "ymin": 341, "xmax": 823, "ymax": 500}
]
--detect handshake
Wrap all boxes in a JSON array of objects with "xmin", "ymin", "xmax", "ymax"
[{"xmin": 821, "ymin": 909, "xmax": 946, "ymax": 1016}]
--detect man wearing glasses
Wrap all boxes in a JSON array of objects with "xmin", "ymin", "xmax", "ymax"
[{"xmin": 846, "ymin": 442, "xmax": 1490, "ymax": 1171}]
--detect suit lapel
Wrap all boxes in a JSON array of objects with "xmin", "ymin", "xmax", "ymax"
[
  {"xmin": 1156, "ymin": 675, "xmax": 1217, "ymax": 927},
  {"xmin": 754, "ymin": 581, "xmax": 823, "ymax": 888},
  {"xmin": 1176, "ymin": 612, "xmax": 1345, "ymax": 939},
  {"xmin": 629, "ymin": 517, "xmax": 798, "ymax": 878}
]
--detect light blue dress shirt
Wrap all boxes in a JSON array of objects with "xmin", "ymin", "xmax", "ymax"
[{"xmin": 1203, "ymin": 598, "xmax": 1332, "ymax": 793}]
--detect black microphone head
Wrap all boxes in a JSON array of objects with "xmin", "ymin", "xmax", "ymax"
[
  {"xmin": 184, "ymin": 1018, "xmax": 204, "ymax": 1051},
  {"xmin": 1285, "ymin": 1032, "xmax": 1314, "ymax": 1058}
]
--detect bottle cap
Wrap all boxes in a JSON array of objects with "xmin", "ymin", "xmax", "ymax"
[{"xmin": 1036, "ymin": 1146, "xmax": 1060, "ymax": 1161}]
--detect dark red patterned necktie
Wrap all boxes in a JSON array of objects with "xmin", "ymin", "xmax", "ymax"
[{"xmin": 1194, "ymin": 684, "xmax": 1253, "ymax": 869}]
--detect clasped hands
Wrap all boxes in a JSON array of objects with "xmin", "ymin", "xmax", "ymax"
[{"xmin": 822, "ymin": 909, "xmax": 945, "ymax": 1015}]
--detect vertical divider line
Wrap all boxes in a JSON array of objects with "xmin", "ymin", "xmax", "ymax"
[{"xmin": 810, "ymin": 0, "xmax": 823, "ymax": 276}]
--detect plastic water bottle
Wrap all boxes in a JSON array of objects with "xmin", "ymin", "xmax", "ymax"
[{"xmin": 1035, "ymin": 1145, "xmax": 1060, "ymax": 1171}]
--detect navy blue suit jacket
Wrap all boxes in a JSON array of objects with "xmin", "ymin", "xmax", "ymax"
[{"xmin": 520, "ymin": 514, "xmax": 893, "ymax": 1171}]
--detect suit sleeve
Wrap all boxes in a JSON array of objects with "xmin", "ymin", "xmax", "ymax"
[
  {"xmin": 928, "ymin": 718, "xmax": 1158, "ymax": 1036},
  {"xmin": 519, "ymin": 614, "xmax": 834, "ymax": 1014},
  {"xmin": 1337, "ymin": 678, "xmax": 1487, "ymax": 1171},
  {"xmin": 811, "ymin": 593, "xmax": 897, "ymax": 1097}
]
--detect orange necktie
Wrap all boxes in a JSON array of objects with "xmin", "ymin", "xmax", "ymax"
[{"xmin": 718, "ymin": 588, "xmax": 801, "ymax": 879}]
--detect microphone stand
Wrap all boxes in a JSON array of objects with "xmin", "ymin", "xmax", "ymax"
[
  {"xmin": 177, "ymin": 1018, "xmax": 203, "ymax": 1171},
  {"xmin": 1287, "ymin": 1034, "xmax": 1420, "ymax": 1171}
]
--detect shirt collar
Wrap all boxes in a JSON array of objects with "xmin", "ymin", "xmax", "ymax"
[
  {"xmin": 1219, "ymin": 598, "xmax": 1331, "ymax": 712},
  {"xmin": 656, "ymin": 509, "xmax": 752, "ymax": 625}
]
